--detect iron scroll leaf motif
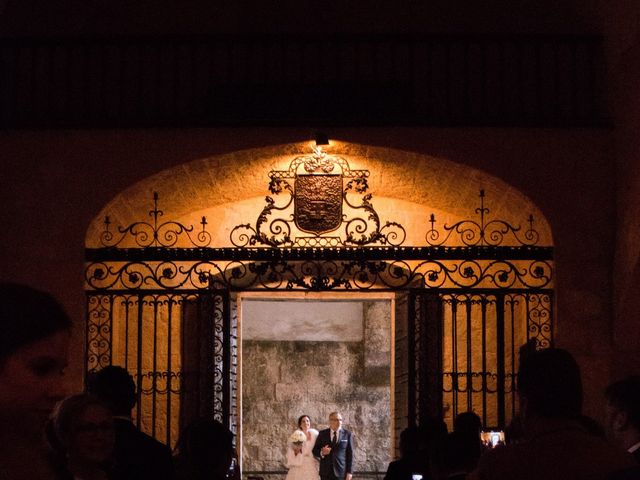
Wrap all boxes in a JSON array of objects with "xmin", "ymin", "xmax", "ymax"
[
  {"xmin": 230, "ymin": 147, "xmax": 406, "ymax": 248},
  {"xmin": 426, "ymin": 190, "xmax": 541, "ymax": 247},
  {"xmin": 84, "ymin": 257, "xmax": 553, "ymax": 291},
  {"xmin": 99, "ymin": 192, "xmax": 212, "ymax": 248},
  {"xmin": 294, "ymin": 174, "xmax": 343, "ymax": 234}
]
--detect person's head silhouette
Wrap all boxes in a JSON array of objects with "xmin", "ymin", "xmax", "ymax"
[
  {"xmin": 174, "ymin": 418, "xmax": 235, "ymax": 480},
  {"xmin": 605, "ymin": 375, "xmax": 640, "ymax": 451},
  {"xmin": 454, "ymin": 411, "xmax": 482, "ymax": 436},
  {"xmin": 517, "ymin": 347, "xmax": 582, "ymax": 420},
  {"xmin": 0, "ymin": 282, "xmax": 71, "ymax": 364},
  {"xmin": 50, "ymin": 393, "xmax": 115, "ymax": 474},
  {"xmin": 87, "ymin": 365, "xmax": 136, "ymax": 417},
  {"xmin": 0, "ymin": 282, "xmax": 72, "ymax": 428}
]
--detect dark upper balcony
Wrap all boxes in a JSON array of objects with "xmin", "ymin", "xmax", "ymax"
[{"xmin": 0, "ymin": 33, "xmax": 604, "ymax": 129}]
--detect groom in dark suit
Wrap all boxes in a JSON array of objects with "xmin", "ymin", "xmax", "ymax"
[{"xmin": 313, "ymin": 411, "xmax": 354, "ymax": 480}]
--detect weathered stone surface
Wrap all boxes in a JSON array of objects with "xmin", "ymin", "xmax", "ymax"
[
  {"xmin": 242, "ymin": 302, "xmax": 391, "ymax": 474},
  {"xmin": 242, "ymin": 300, "xmax": 364, "ymax": 341}
]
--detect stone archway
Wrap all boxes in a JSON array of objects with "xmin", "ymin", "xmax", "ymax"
[
  {"xmin": 84, "ymin": 140, "xmax": 554, "ymax": 477},
  {"xmin": 85, "ymin": 141, "xmax": 552, "ymax": 249}
]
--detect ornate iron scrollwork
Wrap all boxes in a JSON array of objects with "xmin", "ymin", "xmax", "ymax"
[
  {"xmin": 230, "ymin": 147, "xmax": 406, "ymax": 248},
  {"xmin": 526, "ymin": 293, "xmax": 553, "ymax": 348},
  {"xmin": 86, "ymin": 154, "xmax": 555, "ymax": 441},
  {"xmin": 426, "ymin": 190, "xmax": 540, "ymax": 247},
  {"xmin": 100, "ymin": 192, "xmax": 212, "ymax": 248},
  {"xmin": 85, "ymin": 257, "xmax": 552, "ymax": 292}
]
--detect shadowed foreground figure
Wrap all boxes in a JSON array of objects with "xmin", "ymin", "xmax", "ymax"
[
  {"xmin": 384, "ymin": 418, "xmax": 447, "ymax": 480},
  {"xmin": 605, "ymin": 376, "xmax": 640, "ymax": 463},
  {"xmin": 440, "ymin": 431, "xmax": 477, "ymax": 480},
  {"xmin": 384, "ymin": 426, "xmax": 430, "ymax": 480},
  {"xmin": 452, "ymin": 411, "xmax": 484, "ymax": 470},
  {"xmin": 87, "ymin": 365, "xmax": 175, "ymax": 480},
  {"xmin": 173, "ymin": 418, "xmax": 239, "ymax": 480},
  {"xmin": 49, "ymin": 393, "xmax": 116, "ymax": 480},
  {"xmin": 470, "ymin": 348, "xmax": 637, "ymax": 480},
  {"xmin": 0, "ymin": 283, "xmax": 71, "ymax": 480}
]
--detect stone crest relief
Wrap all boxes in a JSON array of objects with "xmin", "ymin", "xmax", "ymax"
[
  {"xmin": 230, "ymin": 147, "xmax": 405, "ymax": 247},
  {"xmin": 294, "ymin": 174, "xmax": 343, "ymax": 234}
]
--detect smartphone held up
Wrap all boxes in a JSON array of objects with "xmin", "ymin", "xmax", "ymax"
[{"xmin": 480, "ymin": 430, "xmax": 506, "ymax": 448}]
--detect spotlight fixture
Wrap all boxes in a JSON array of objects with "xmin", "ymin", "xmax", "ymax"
[{"xmin": 315, "ymin": 131, "xmax": 329, "ymax": 146}]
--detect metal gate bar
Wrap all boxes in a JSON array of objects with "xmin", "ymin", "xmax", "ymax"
[
  {"xmin": 409, "ymin": 290, "xmax": 552, "ymax": 430},
  {"xmin": 496, "ymin": 294, "xmax": 506, "ymax": 428},
  {"xmin": 85, "ymin": 290, "xmax": 234, "ymax": 448},
  {"xmin": 481, "ymin": 297, "xmax": 488, "ymax": 427},
  {"xmin": 135, "ymin": 293, "xmax": 143, "ymax": 430}
]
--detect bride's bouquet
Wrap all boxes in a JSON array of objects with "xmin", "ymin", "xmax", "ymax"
[{"xmin": 289, "ymin": 430, "xmax": 307, "ymax": 447}]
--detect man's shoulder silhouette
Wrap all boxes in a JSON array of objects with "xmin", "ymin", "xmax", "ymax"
[
  {"xmin": 113, "ymin": 418, "xmax": 174, "ymax": 480},
  {"xmin": 87, "ymin": 366, "xmax": 175, "ymax": 480}
]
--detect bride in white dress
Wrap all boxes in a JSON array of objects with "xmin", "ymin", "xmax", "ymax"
[{"xmin": 285, "ymin": 414, "xmax": 320, "ymax": 480}]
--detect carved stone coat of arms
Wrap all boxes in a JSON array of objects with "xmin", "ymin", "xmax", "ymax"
[{"xmin": 294, "ymin": 173, "xmax": 343, "ymax": 235}]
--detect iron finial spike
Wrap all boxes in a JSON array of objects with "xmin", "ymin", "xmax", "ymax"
[
  {"xmin": 478, "ymin": 189, "xmax": 487, "ymax": 244},
  {"xmin": 150, "ymin": 192, "xmax": 160, "ymax": 246},
  {"xmin": 152, "ymin": 192, "xmax": 160, "ymax": 215}
]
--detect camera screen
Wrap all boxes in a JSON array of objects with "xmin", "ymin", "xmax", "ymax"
[{"xmin": 480, "ymin": 430, "xmax": 506, "ymax": 448}]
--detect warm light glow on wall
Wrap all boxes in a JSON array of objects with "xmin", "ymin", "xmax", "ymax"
[
  {"xmin": 86, "ymin": 141, "xmax": 553, "ymax": 249},
  {"xmin": 86, "ymin": 141, "xmax": 554, "ymax": 446}
]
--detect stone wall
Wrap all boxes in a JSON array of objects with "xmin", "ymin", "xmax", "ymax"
[
  {"xmin": 242, "ymin": 301, "xmax": 391, "ymax": 475},
  {"xmin": 609, "ymin": 2, "xmax": 640, "ymax": 377},
  {"xmin": 0, "ymin": 130, "xmax": 621, "ymax": 420}
]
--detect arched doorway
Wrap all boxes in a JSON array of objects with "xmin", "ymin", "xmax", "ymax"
[{"xmin": 84, "ymin": 141, "xmax": 553, "ymax": 477}]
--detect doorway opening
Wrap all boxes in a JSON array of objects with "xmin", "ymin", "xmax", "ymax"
[{"xmin": 239, "ymin": 292, "xmax": 395, "ymax": 478}]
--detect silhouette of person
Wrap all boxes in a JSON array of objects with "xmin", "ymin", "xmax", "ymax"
[
  {"xmin": 385, "ymin": 417, "xmax": 447, "ymax": 480},
  {"xmin": 50, "ymin": 393, "xmax": 116, "ymax": 480},
  {"xmin": 470, "ymin": 347, "xmax": 637, "ymax": 480},
  {"xmin": 384, "ymin": 426, "xmax": 429, "ymax": 480},
  {"xmin": 87, "ymin": 365, "xmax": 175, "ymax": 480},
  {"xmin": 173, "ymin": 418, "xmax": 238, "ymax": 480},
  {"xmin": 605, "ymin": 376, "xmax": 640, "ymax": 462},
  {"xmin": 440, "ymin": 431, "xmax": 476, "ymax": 480},
  {"xmin": 453, "ymin": 411, "xmax": 483, "ymax": 469},
  {"xmin": 0, "ymin": 282, "xmax": 71, "ymax": 479}
]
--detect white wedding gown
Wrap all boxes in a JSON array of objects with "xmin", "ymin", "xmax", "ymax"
[{"xmin": 285, "ymin": 428, "xmax": 320, "ymax": 480}]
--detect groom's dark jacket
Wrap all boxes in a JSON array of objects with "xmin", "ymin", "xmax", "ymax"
[{"xmin": 313, "ymin": 428, "xmax": 354, "ymax": 479}]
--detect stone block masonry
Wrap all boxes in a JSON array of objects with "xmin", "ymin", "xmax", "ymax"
[{"xmin": 242, "ymin": 301, "xmax": 391, "ymax": 474}]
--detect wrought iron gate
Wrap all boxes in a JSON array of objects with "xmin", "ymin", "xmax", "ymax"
[
  {"xmin": 84, "ymin": 148, "xmax": 553, "ymax": 449},
  {"xmin": 86, "ymin": 288, "xmax": 236, "ymax": 445},
  {"xmin": 407, "ymin": 290, "xmax": 552, "ymax": 430}
]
